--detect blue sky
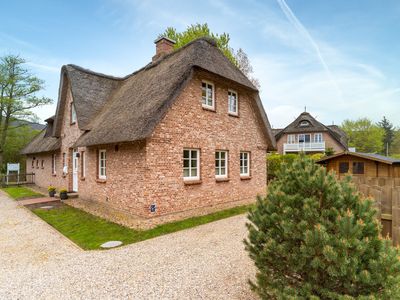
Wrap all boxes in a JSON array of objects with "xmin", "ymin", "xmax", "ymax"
[{"xmin": 1, "ymin": 0, "xmax": 400, "ymax": 128}]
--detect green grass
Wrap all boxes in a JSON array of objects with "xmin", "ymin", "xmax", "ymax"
[
  {"xmin": 32, "ymin": 203, "xmax": 252, "ymax": 250},
  {"xmin": 1, "ymin": 186, "xmax": 43, "ymax": 200}
]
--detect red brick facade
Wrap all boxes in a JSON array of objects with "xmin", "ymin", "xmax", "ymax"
[{"xmin": 27, "ymin": 69, "xmax": 270, "ymax": 227}]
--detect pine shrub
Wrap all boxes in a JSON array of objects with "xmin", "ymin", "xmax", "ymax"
[{"xmin": 245, "ymin": 155, "xmax": 400, "ymax": 299}]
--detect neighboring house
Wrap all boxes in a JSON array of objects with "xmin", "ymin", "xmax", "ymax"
[
  {"xmin": 316, "ymin": 151, "xmax": 400, "ymax": 178},
  {"xmin": 273, "ymin": 111, "xmax": 347, "ymax": 154},
  {"xmin": 21, "ymin": 37, "xmax": 276, "ymax": 227}
]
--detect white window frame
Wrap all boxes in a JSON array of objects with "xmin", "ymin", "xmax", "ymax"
[
  {"xmin": 240, "ymin": 152, "xmax": 250, "ymax": 177},
  {"xmin": 71, "ymin": 103, "xmax": 77, "ymax": 124},
  {"xmin": 228, "ymin": 89, "xmax": 238, "ymax": 115},
  {"xmin": 201, "ymin": 80, "xmax": 215, "ymax": 109},
  {"xmin": 287, "ymin": 134, "xmax": 296, "ymax": 144},
  {"xmin": 300, "ymin": 121, "xmax": 309, "ymax": 127},
  {"xmin": 215, "ymin": 150, "xmax": 228, "ymax": 178},
  {"xmin": 298, "ymin": 134, "xmax": 311, "ymax": 143},
  {"xmin": 183, "ymin": 149, "xmax": 200, "ymax": 180},
  {"xmin": 314, "ymin": 133, "xmax": 323, "ymax": 143},
  {"xmin": 98, "ymin": 149, "xmax": 106, "ymax": 180}
]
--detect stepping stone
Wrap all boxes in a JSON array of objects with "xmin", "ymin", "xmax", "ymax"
[
  {"xmin": 100, "ymin": 241, "xmax": 123, "ymax": 249},
  {"xmin": 40, "ymin": 206, "xmax": 54, "ymax": 210}
]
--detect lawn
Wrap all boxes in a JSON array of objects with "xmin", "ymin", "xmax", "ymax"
[
  {"xmin": 32, "ymin": 203, "xmax": 252, "ymax": 250},
  {"xmin": 1, "ymin": 186, "xmax": 43, "ymax": 200}
]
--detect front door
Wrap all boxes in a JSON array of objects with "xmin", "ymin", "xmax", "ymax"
[{"xmin": 72, "ymin": 149, "xmax": 78, "ymax": 192}]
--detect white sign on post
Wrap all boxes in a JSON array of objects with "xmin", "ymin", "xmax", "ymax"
[
  {"xmin": 7, "ymin": 163, "xmax": 20, "ymax": 172},
  {"xmin": 6, "ymin": 163, "xmax": 20, "ymax": 185}
]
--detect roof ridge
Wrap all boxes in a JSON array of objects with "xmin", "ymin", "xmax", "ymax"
[{"xmin": 65, "ymin": 64, "xmax": 125, "ymax": 81}]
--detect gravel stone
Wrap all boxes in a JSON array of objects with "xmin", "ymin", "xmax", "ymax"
[
  {"xmin": 40, "ymin": 205, "xmax": 54, "ymax": 210},
  {"xmin": 0, "ymin": 192, "xmax": 257, "ymax": 299},
  {"xmin": 100, "ymin": 241, "xmax": 123, "ymax": 248}
]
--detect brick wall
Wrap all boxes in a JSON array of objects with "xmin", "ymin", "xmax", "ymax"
[{"xmin": 143, "ymin": 70, "xmax": 268, "ymax": 218}]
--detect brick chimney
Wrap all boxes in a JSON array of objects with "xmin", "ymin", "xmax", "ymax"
[{"xmin": 152, "ymin": 37, "xmax": 176, "ymax": 62}]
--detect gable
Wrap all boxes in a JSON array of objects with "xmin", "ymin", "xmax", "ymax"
[
  {"xmin": 74, "ymin": 38, "xmax": 275, "ymax": 149},
  {"xmin": 53, "ymin": 66, "xmax": 122, "ymax": 136}
]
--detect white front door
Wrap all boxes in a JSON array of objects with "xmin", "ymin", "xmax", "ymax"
[{"xmin": 72, "ymin": 149, "xmax": 78, "ymax": 192}]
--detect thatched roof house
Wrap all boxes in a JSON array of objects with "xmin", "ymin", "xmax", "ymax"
[
  {"xmin": 21, "ymin": 37, "xmax": 275, "ymax": 228},
  {"xmin": 274, "ymin": 111, "xmax": 347, "ymax": 154}
]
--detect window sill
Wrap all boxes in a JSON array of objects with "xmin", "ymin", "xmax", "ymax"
[
  {"xmin": 228, "ymin": 113, "xmax": 239, "ymax": 118},
  {"xmin": 240, "ymin": 176, "xmax": 252, "ymax": 180},
  {"xmin": 202, "ymin": 106, "xmax": 216, "ymax": 113},
  {"xmin": 96, "ymin": 178, "xmax": 107, "ymax": 183},
  {"xmin": 216, "ymin": 177, "xmax": 229, "ymax": 182},
  {"xmin": 184, "ymin": 179, "xmax": 202, "ymax": 185}
]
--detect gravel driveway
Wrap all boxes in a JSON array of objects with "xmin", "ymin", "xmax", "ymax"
[{"xmin": 0, "ymin": 192, "xmax": 257, "ymax": 299}]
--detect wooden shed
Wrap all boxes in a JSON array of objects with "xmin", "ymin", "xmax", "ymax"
[
  {"xmin": 317, "ymin": 151, "xmax": 400, "ymax": 243},
  {"xmin": 316, "ymin": 151, "xmax": 400, "ymax": 179}
]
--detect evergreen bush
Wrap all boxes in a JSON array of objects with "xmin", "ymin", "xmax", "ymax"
[{"xmin": 246, "ymin": 155, "xmax": 400, "ymax": 299}]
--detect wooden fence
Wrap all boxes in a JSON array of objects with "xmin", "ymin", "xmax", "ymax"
[
  {"xmin": 0, "ymin": 173, "xmax": 35, "ymax": 187},
  {"xmin": 351, "ymin": 176, "xmax": 400, "ymax": 245}
]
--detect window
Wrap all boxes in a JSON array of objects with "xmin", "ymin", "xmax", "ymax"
[
  {"xmin": 287, "ymin": 134, "xmax": 296, "ymax": 144},
  {"xmin": 32, "ymin": 159, "xmax": 34, "ymax": 168},
  {"xmin": 300, "ymin": 120, "xmax": 310, "ymax": 127},
  {"xmin": 314, "ymin": 133, "xmax": 323, "ymax": 143},
  {"xmin": 98, "ymin": 150, "xmax": 106, "ymax": 179},
  {"xmin": 240, "ymin": 152, "xmax": 250, "ymax": 176},
  {"xmin": 183, "ymin": 149, "xmax": 200, "ymax": 180},
  {"xmin": 353, "ymin": 162, "xmax": 364, "ymax": 175},
  {"xmin": 228, "ymin": 90, "xmax": 238, "ymax": 115},
  {"xmin": 36, "ymin": 160, "xmax": 39, "ymax": 168},
  {"xmin": 201, "ymin": 81, "xmax": 214, "ymax": 109},
  {"xmin": 215, "ymin": 151, "xmax": 228, "ymax": 178},
  {"xmin": 81, "ymin": 151, "xmax": 85, "ymax": 178},
  {"xmin": 339, "ymin": 162, "xmax": 349, "ymax": 174},
  {"xmin": 41, "ymin": 160, "xmax": 44, "ymax": 169},
  {"xmin": 71, "ymin": 103, "xmax": 77, "ymax": 124},
  {"xmin": 52, "ymin": 154, "xmax": 56, "ymax": 175},
  {"xmin": 298, "ymin": 134, "xmax": 311, "ymax": 143}
]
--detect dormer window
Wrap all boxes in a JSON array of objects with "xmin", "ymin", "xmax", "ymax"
[
  {"xmin": 71, "ymin": 103, "xmax": 77, "ymax": 124},
  {"xmin": 201, "ymin": 81, "xmax": 214, "ymax": 110},
  {"xmin": 299, "ymin": 120, "xmax": 310, "ymax": 127}
]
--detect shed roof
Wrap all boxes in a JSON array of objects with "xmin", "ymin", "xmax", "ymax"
[{"xmin": 316, "ymin": 151, "xmax": 400, "ymax": 165}]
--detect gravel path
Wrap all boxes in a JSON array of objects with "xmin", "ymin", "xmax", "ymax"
[{"xmin": 0, "ymin": 192, "xmax": 257, "ymax": 299}]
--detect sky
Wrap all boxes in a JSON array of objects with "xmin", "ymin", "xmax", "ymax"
[{"xmin": 1, "ymin": 0, "xmax": 399, "ymax": 128}]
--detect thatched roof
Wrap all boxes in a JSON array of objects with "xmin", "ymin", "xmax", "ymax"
[
  {"xmin": 20, "ymin": 130, "xmax": 60, "ymax": 155},
  {"xmin": 275, "ymin": 112, "xmax": 347, "ymax": 149},
  {"xmin": 23, "ymin": 37, "xmax": 276, "ymax": 154},
  {"xmin": 317, "ymin": 151, "xmax": 400, "ymax": 165}
]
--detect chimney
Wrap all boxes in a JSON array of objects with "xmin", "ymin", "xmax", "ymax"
[{"xmin": 153, "ymin": 36, "xmax": 176, "ymax": 62}]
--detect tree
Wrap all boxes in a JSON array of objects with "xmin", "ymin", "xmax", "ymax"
[
  {"xmin": 378, "ymin": 116, "xmax": 395, "ymax": 156},
  {"xmin": 160, "ymin": 23, "xmax": 260, "ymax": 89},
  {"xmin": 2, "ymin": 124, "xmax": 40, "ymax": 173},
  {"xmin": 245, "ymin": 155, "xmax": 400, "ymax": 299},
  {"xmin": 341, "ymin": 118, "xmax": 384, "ymax": 153},
  {"xmin": 392, "ymin": 130, "xmax": 400, "ymax": 155},
  {"xmin": 0, "ymin": 55, "xmax": 52, "ymax": 169}
]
